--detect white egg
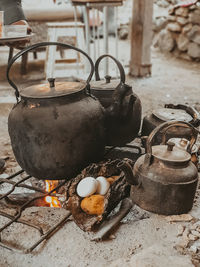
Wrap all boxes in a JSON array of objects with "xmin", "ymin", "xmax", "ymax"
[
  {"xmin": 76, "ymin": 177, "xmax": 98, "ymax": 198},
  {"xmin": 96, "ymin": 176, "xmax": 110, "ymax": 195}
]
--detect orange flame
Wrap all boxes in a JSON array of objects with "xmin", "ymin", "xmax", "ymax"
[{"xmin": 45, "ymin": 180, "xmax": 61, "ymax": 208}]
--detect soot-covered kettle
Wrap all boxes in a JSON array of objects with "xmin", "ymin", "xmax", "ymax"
[{"xmin": 7, "ymin": 42, "xmax": 105, "ymax": 180}]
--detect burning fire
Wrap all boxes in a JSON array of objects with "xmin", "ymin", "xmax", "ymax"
[{"xmin": 45, "ymin": 180, "xmax": 61, "ymax": 208}]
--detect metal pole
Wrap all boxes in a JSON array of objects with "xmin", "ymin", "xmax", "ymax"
[
  {"xmin": 114, "ymin": 6, "xmax": 119, "ymax": 78},
  {"xmin": 92, "ymin": 8, "xmax": 96, "ymax": 62},
  {"xmin": 97, "ymin": 10, "xmax": 100, "ymax": 58},
  {"xmin": 103, "ymin": 6, "xmax": 109, "ymax": 76}
]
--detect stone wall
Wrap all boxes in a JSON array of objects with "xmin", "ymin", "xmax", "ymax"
[{"xmin": 154, "ymin": 2, "xmax": 200, "ymax": 61}]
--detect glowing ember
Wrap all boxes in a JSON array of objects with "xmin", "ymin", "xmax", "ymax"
[
  {"xmin": 45, "ymin": 196, "xmax": 61, "ymax": 208},
  {"xmin": 45, "ymin": 180, "xmax": 61, "ymax": 208}
]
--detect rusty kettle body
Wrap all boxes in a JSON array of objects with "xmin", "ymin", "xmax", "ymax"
[{"xmin": 118, "ymin": 121, "xmax": 199, "ymax": 215}]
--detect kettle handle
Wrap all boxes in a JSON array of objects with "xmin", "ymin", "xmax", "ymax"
[
  {"xmin": 94, "ymin": 54, "xmax": 125, "ymax": 83},
  {"xmin": 164, "ymin": 103, "xmax": 200, "ymax": 127},
  {"xmin": 6, "ymin": 42, "xmax": 95, "ymax": 102},
  {"xmin": 161, "ymin": 123, "xmax": 198, "ymax": 149},
  {"xmin": 144, "ymin": 120, "xmax": 198, "ymax": 166}
]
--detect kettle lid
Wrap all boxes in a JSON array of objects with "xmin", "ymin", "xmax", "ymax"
[
  {"xmin": 152, "ymin": 141, "xmax": 191, "ymax": 163},
  {"xmin": 90, "ymin": 75, "xmax": 120, "ymax": 91},
  {"xmin": 153, "ymin": 108, "xmax": 193, "ymax": 123},
  {"xmin": 20, "ymin": 78, "xmax": 86, "ymax": 99}
]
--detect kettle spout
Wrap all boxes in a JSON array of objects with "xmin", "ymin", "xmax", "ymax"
[
  {"xmin": 112, "ymin": 83, "xmax": 132, "ymax": 103},
  {"xmin": 117, "ymin": 160, "xmax": 138, "ymax": 185},
  {"xmin": 106, "ymin": 83, "xmax": 132, "ymax": 118}
]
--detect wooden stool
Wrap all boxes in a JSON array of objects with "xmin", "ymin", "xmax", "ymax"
[{"xmin": 45, "ymin": 22, "xmax": 85, "ymax": 79}]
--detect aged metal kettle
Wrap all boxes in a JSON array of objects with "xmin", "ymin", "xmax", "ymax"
[
  {"xmin": 90, "ymin": 54, "xmax": 142, "ymax": 146},
  {"xmin": 7, "ymin": 42, "xmax": 105, "ymax": 180},
  {"xmin": 118, "ymin": 121, "xmax": 199, "ymax": 215},
  {"xmin": 142, "ymin": 104, "xmax": 200, "ymax": 144}
]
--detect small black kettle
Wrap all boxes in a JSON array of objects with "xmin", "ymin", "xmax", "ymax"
[{"xmin": 91, "ymin": 54, "xmax": 142, "ymax": 146}]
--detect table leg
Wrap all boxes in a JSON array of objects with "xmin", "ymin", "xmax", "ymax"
[
  {"xmin": 73, "ymin": 6, "xmax": 79, "ymax": 75},
  {"xmin": 45, "ymin": 27, "xmax": 57, "ymax": 79},
  {"xmin": 21, "ymin": 53, "xmax": 28, "ymax": 75},
  {"xmin": 103, "ymin": 6, "xmax": 109, "ymax": 76},
  {"xmin": 97, "ymin": 10, "xmax": 100, "ymax": 58},
  {"xmin": 83, "ymin": 6, "xmax": 91, "ymax": 72},
  {"xmin": 114, "ymin": 6, "xmax": 119, "ymax": 78},
  {"xmin": 8, "ymin": 47, "xmax": 14, "ymax": 63},
  {"xmin": 83, "ymin": 6, "xmax": 90, "ymax": 56},
  {"xmin": 92, "ymin": 8, "xmax": 96, "ymax": 62}
]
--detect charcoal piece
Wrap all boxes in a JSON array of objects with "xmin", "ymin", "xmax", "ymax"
[{"xmin": 66, "ymin": 159, "xmax": 133, "ymax": 232}]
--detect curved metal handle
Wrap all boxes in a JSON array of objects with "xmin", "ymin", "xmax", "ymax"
[
  {"xmin": 94, "ymin": 54, "xmax": 125, "ymax": 83},
  {"xmin": 6, "ymin": 42, "xmax": 95, "ymax": 102},
  {"xmin": 161, "ymin": 123, "xmax": 197, "ymax": 152},
  {"xmin": 145, "ymin": 120, "xmax": 198, "ymax": 166}
]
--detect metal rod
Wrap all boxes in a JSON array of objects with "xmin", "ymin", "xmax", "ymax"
[
  {"xmin": 0, "ymin": 242, "xmax": 13, "ymax": 251},
  {"xmin": 97, "ymin": 10, "xmax": 100, "ymax": 58},
  {"xmin": 8, "ymin": 47, "xmax": 14, "ymax": 63},
  {"xmin": 0, "ymin": 166, "xmax": 70, "ymax": 253},
  {"xmin": 0, "ymin": 170, "xmax": 24, "ymax": 186},
  {"xmin": 0, "ymin": 180, "xmax": 66, "ymax": 232},
  {"xmin": 0, "ymin": 177, "xmax": 46, "ymax": 195},
  {"xmin": 25, "ymin": 211, "xmax": 71, "ymax": 253},
  {"xmin": 0, "ymin": 211, "xmax": 43, "ymax": 234},
  {"xmin": 19, "ymin": 180, "xmax": 67, "ymax": 211},
  {"xmin": 0, "ymin": 176, "xmax": 31, "ymax": 201},
  {"xmin": 92, "ymin": 8, "xmax": 96, "ymax": 62},
  {"xmin": 7, "ymin": 170, "xmax": 24, "ymax": 178}
]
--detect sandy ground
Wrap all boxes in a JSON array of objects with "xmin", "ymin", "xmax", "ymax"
[{"xmin": 0, "ymin": 34, "xmax": 200, "ymax": 267}]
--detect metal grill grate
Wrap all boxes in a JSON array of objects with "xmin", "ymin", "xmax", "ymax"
[
  {"xmin": 0, "ymin": 143, "xmax": 143, "ymax": 253},
  {"xmin": 0, "ymin": 170, "xmax": 70, "ymax": 253}
]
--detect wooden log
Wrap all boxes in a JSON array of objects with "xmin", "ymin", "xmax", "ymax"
[{"xmin": 129, "ymin": 0, "xmax": 154, "ymax": 77}]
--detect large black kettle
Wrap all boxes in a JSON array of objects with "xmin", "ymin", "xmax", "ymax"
[{"xmin": 7, "ymin": 42, "xmax": 105, "ymax": 180}]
